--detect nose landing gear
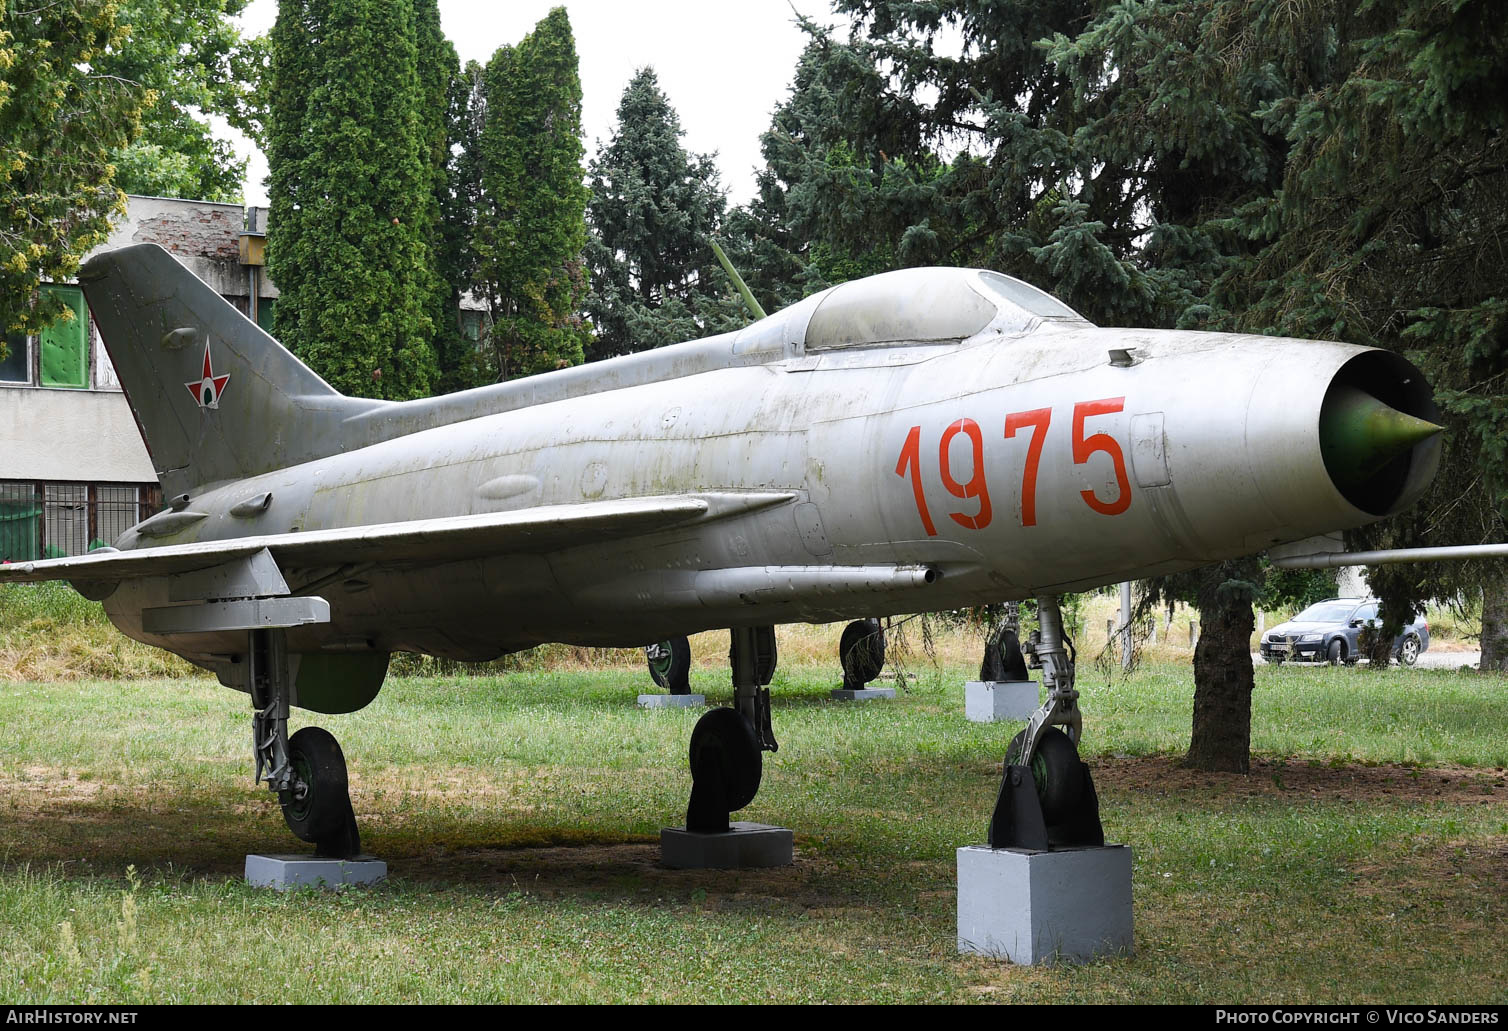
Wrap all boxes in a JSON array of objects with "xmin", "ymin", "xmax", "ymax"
[
  {"xmin": 249, "ymin": 628, "xmax": 362, "ymax": 859},
  {"xmin": 988, "ymin": 596, "xmax": 1104, "ymax": 851}
]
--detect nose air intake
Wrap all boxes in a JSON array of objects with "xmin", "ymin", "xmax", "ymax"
[{"xmin": 1318, "ymin": 352, "xmax": 1442, "ymax": 516}]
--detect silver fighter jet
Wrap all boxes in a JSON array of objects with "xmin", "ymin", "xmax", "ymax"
[{"xmin": 0, "ymin": 245, "xmax": 1442, "ymax": 855}]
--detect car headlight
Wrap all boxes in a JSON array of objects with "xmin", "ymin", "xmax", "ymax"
[{"xmin": 1300, "ymin": 634, "xmax": 1321, "ymax": 642}]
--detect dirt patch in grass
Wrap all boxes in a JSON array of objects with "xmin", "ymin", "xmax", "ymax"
[
  {"xmin": 1091, "ymin": 755, "xmax": 1507, "ymax": 806},
  {"xmin": 1348, "ymin": 838, "xmax": 1508, "ymax": 899},
  {"xmin": 0, "ymin": 765, "xmax": 106, "ymax": 801}
]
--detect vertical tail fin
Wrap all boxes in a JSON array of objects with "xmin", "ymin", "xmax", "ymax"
[{"xmin": 79, "ymin": 244, "xmax": 388, "ymax": 498}]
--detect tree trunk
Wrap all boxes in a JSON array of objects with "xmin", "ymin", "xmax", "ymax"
[
  {"xmin": 1186, "ymin": 585, "xmax": 1255, "ymax": 773},
  {"xmin": 1480, "ymin": 574, "xmax": 1508, "ymax": 671},
  {"xmin": 1365, "ymin": 624, "xmax": 1393, "ymax": 668}
]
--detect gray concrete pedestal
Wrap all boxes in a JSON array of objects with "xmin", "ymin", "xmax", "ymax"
[
  {"xmin": 830, "ymin": 687, "xmax": 896, "ymax": 701},
  {"xmin": 957, "ymin": 844, "xmax": 1133, "ymax": 964},
  {"xmin": 964, "ymin": 680, "xmax": 1039, "ymax": 722},
  {"xmin": 661, "ymin": 822, "xmax": 793, "ymax": 869},
  {"xmin": 245, "ymin": 853, "xmax": 388, "ymax": 890},
  {"xmin": 637, "ymin": 693, "xmax": 705, "ymax": 708}
]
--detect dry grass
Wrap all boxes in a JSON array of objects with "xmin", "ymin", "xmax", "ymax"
[{"xmin": 0, "ymin": 580, "xmax": 1474, "ymax": 685}]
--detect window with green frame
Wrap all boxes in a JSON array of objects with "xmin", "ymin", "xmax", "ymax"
[{"xmin": 0, "ymin": 331, "xmax": 27, "ymax": 383}]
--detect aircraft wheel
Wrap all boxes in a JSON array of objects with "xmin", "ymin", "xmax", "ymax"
[
  {"xmin": 279, "ymin": 726, "xmax": 355, "ymax": 850},
  {"xmin": 839, "ymin": 619, "xmax": 885, "ymax": 687},
  {"xmin": 981, "ymin": 627, "xmax": 1030, "ymax": 681},
  {"xmin": 688, "ymin": 707, "xmax": 762, "ymax": 813},
  {"xmin": 646, "ymin": 636, "xmax": 692, "ymax": 694},
  {"xmin": 1006, "ymin": 726, "xmax": 1084, "ymax": 825}
]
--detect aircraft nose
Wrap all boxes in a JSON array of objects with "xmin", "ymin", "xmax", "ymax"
[
  {"xmin": 1311, "ymin": 349, "xmax": 1442, "ymax": 518},
  {"xmin": 1319, "ymin": 385, "xmax": 1443, "ymax": 494}
]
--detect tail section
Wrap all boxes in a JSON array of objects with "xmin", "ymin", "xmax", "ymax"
[{"xmin": 80, "ymin": 244, "xmax": 388, "ymax": 498}]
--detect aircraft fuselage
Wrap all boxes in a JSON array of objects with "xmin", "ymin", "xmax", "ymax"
[{"xmin": 103, "ymin": 320, "xmax": 1425, "ymax": 664}]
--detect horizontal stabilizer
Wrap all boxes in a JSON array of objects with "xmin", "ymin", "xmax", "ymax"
[{"xmin": 0, "ymin": 493, "xmax": 791, "ymax": 587}]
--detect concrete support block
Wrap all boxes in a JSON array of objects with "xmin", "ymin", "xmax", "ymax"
[
  {"xmin": 829, "ymin": 687, "xmax": 896, "ymax": 701},
  {"xmin": 245, "ymin": 853, "xmax": 387, "ymax": 890},
  {"xmin": 956, "ymin": 844, "xmax": 1133, "ymax": 964},
  {"xmin": 964, "ymin": 680, "xmax": 1039, "ymax": 722},
  {"xmin": 661, "ymin": 822, "xmax": 793, "ymax": 869},
  {"xmin": 637, "ymin": 693, "xmax": 706, "ymax": 709}
]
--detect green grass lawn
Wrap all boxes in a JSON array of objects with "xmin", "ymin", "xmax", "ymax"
[{"xmin": 0, "ymin": 660, "xmax": 1504, "ymax": 1003}]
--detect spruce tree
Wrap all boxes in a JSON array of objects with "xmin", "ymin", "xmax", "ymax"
[
  {"xmin": 585, "ymin": 68, "xmax": 741, "ymax": 360},
  {"xmin": 754, "ymin": 3, "xmax": 1306, "ymax": 770},
  {"xmin": 265, "ymin": 0, "xmax": 440, "ymax": 400},
  {"xmin": 1191, "ymin": 0, "xmax": 1508, "ymax": 669},
  {"xmin": 472, "ymin": 8, "xmax": 590, "ymax": 380}
]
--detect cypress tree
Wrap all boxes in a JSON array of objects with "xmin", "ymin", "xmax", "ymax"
[
  {"xmin": 585, "ymin": 68, "xmax": 741, "ymax": 360},
  {"xmin": 472, "ymin": 7, "xmax": 590, "ymax": 381},
  {"xmin": 413, "ymin": 0, "xmax": 472, "ymax": 394},
  {"xmin": 265, "ymin": 0, "xmax": 439, "ymax": 400}
]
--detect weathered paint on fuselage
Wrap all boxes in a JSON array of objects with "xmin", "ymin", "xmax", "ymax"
[{"xmin": 103, "ymin": 318, "xmax": 1404, "ymax": 664}]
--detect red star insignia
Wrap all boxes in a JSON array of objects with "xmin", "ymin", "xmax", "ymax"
[{"xmin": 185, "ymin": 341, "xmax": 230, "ymax": 409}]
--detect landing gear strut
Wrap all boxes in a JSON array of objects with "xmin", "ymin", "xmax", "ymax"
[
  {"xmin": 987, "ymin": 596, "xmax": 1104, "ymax": 851},
  {"xmin": 249, "ymin": 628, "xmax": 361, "ymax": 858},
  {"xmin": 685, "ymin": 624, "xmax": 778, "ymax": 832}
]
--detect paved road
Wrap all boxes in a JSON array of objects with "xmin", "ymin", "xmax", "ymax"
[{"xmin": 1251, "ymin": 649, "xmax": 1480, "ymax": 669}]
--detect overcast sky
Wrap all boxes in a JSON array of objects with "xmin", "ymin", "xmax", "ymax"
[{"xmin": 230, "ymin": 0, "xmax": 839, "ymax": 208}]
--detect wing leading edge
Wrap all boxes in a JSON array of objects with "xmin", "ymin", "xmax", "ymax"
[{"xmin": 0, "ymin": 492, "xmax": 795, "ymax": 586}]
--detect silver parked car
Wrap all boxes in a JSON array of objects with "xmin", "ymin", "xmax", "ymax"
[{"xmin": 1260, "ymin": 598, "xmax": 1430, "ymax": 666}]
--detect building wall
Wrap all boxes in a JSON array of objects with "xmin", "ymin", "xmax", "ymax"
[
  {"xmin": 1, "ymin": 196, "xmax": 273, "ymax": 557},
  {"xmin": 101, "ymin": 195, "xmax": 277, "ymax": 304},
  {"xmin": 0, "ymin": 388, "xmax": 157, "ymax": 482}
]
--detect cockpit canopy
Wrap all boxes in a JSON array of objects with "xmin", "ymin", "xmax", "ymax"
[{"xmin": 732, "ymin": 266, "xmax": 1090, "ymax": 356}]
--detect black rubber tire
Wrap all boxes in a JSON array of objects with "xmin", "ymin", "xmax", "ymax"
[
  {"xmin": 688, "ymin": 707, "xmax": 762, "ymax": 813},
  {"xmin": 646, "ymin": 636, "xmax": 692, "ymax": 694},
  {"xmin": 279, "ymin": 726, "xmax": 351, "ymax": 844},
  {"xmin": 1005, "ymin": 726, "xmax": 1085, "ymax": 825},
  {"xmin": 1327, "ymin": 639, "xmax": 1344, "ymax": 665},
  {"xmin": 980, "ymin": 628, "xmax": 1030, "ymax": 681},
  {"xmin": 839, "ymin": 619, "xmax": 885, "ymax": 687},
  {"xmin": 1398, "ymin": 635, "xmax": 1421, "ymax": 667}
]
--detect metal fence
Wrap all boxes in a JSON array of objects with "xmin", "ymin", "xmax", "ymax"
[{"xmin": 0, "ymin": 482, "xmax": 161, "ymax": 561}]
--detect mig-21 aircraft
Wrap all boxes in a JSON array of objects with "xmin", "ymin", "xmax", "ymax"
[{"xmin": 0, "ymin": 244, "xmax": 1442, "ymax": 857}]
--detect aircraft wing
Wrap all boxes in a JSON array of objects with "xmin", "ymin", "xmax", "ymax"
[{"xmin": 0, "ymin": 492, "xmax": 792, "ymax": 585}]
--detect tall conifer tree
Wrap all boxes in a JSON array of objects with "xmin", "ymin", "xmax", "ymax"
[
  {"xmin": 265, "ymin": 0, "xmax": 440, "ymax": 400},
  {"xmin": 585, "ymin": 68, "xmax": 740, "ymax": 360},
  {"xmin": 472, "ymin": 7, "xmax": 590, "ymax": 380}
]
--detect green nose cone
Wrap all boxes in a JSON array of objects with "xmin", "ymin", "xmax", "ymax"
[{"xmin": 1320, "ymin": 385, "xmax": 1443, "ymax": 492}]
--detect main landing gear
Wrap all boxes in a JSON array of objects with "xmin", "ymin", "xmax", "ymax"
[
  {"xmin": 987, "ymin": 596, "xmax": 1104, "ymax": 851},
  {"xmin": 685, "ymin": 624, "xmax": 779, "ymax": 832},
  {"xmin": 249, "ymin": 628, "xmax": 362, "ymax": 858},
  {"xmin": 838, "ymin": 618, "xmax": 886, "ymax": 689},
  {"xmin": 645, "ymin": 636, "xmax": 692, "ymax": 694}
]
